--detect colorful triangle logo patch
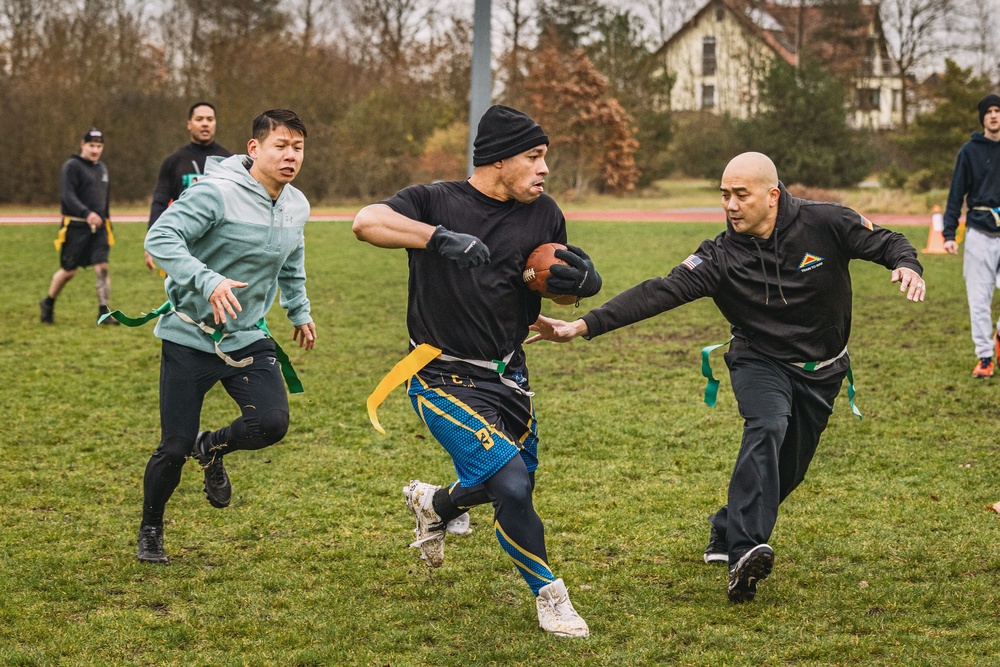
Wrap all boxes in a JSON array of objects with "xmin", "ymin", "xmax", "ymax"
[{"xmin": 799, "ymin": 253, "xmax": 824, "ymax": 269}]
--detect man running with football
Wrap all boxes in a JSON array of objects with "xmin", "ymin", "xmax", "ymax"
[{"xmin": 353, "ymin": 105, "xmax": 601, "ymax": 637}]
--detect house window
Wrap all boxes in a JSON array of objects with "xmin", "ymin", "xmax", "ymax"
[
  {"xmin": 702, "ymin": 85, "xmax": 716, "ymax": 109},
  {"xmin": 857, "ymin": 88, "xmax": 880, "ymax": 111},
  {"xmin": 702, "ymin": 37, "xmax": 717, "ymax": 76},
  {"xmin": 716, "ymin": 7, "xmax": 725, "ymax": 20},
  {"xmin": 861, "ymin": 40, "xmax": 876, "ymax": 76}
]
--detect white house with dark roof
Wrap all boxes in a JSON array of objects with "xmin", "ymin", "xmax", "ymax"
[{"xmin": 656, "ymin": 0, "xmax": 903, "ymax": 129}]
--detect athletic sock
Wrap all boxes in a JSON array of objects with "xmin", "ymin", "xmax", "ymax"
[
  {"xmin": 43, "ymin": 296, "xmax": 55, "ymax": 306},
  {"xmin": 432, "ymin": 487, "xmax": 466, "ymax": 524}
]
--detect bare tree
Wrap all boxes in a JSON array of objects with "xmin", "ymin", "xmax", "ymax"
[
  {"xmin": 954, "ymin": 0, "xmax": 1000, "ymax": 82},
  {"xmin": 880, "ymin": 0, "xmax": 954, "ymax": 130},
  {"xmin": 0, "ymin": 0, "xmax": 54, "ymax": 75},
  {"xmin": 343, "ymin": 0, "xmax": 432, "ymax": 77},
  {"xmin": 497, "ymin": 0, "xmax": 536, "ymax": 101},
  {"xmin": 636, "ymin": 0, "xmax": 698, "ymax": 45},
  {"xmin": 292, "ymin": 0, "xmax": 339, "ymax": 52}
]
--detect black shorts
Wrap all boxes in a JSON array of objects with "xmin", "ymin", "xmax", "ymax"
[{"xmin": 60, "ymin": 220, "xmax": 110, "ymax": 270}]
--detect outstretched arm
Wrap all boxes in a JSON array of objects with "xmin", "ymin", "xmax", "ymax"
[
  {"xmin": 891, "ymin": 266, "xmax": 926, "ymax": 302},
  {"xmin": 526, "ymin": 314, "xmax": 590, "ymax": 344}
]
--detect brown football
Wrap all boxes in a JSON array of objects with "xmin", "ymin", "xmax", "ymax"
[{"xmin": 523, "ymin": 243, "xmax": 577, "ymax": 305}]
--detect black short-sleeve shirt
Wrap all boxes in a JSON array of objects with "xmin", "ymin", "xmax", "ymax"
[{"xmin": 381, "ymin": 180, "xmax": 567, "ymax": 368}]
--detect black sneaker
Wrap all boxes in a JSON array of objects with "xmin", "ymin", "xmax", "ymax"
[
  {"xmin": 704, "ymin": 526, "xmax": 728, "ymax": 564},
  {"xmin": 194, "ymin": 431, "xmax": 231, "ymax": 508},
  {"xmin": 39, "ymin": 298, "xmax": 53, "ymax": 324},
  {"xmin": 727, "ymin": 544, "xmax": 774, "ymax": 603},
  {"xmin": 137, "ymin": 523, "xmax": 169, "ymax": 564}
]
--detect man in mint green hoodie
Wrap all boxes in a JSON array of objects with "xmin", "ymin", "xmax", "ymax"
[{"xmin": 138, "ymin": 109, "xmax": 316, "ymax": 564}]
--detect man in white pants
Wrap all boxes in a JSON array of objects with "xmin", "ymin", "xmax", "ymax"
[{"xmin": 943, "ymin": 94, "xmax": 1000, "ymax": 377}]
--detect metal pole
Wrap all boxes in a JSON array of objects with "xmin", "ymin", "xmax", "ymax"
[{"xmin": 468, "ymin": 0, "xmax": 492, "ymax": 176}]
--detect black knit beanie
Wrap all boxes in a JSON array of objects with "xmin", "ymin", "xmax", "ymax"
[
  {"xmin": 978, "ymin": 94, "xmax": 1000, "ymax": 125},
  {"xmin": 472, "ymin": 105, "xmax": 549, "ymax": 166}
]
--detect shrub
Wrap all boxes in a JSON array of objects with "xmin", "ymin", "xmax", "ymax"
[
  {"xmin": 905, "ymin": 168, "xmax": 944, "ymax": 193},
  {"xmin": 669, "ymin": 112, "xmax": 742, "ymax": 180},
  {"xmin": 880, "ymin": 163, "xmax": 908, "ymax": 189}
]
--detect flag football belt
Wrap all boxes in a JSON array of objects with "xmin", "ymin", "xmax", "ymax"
[
  {"xmin": 972, "ymin": 206, "xmax": 1000, "ymax": 225},
  {"xmin": 366, "ymin": 342, "xmax": 531, "ymax": 435},
  {"xmin": 97, "ymin": 301, "xmax": 303, "ymax": 393},
  {"xmin": 701, "ymin": 339, "xmax": 861, "ymax": 420},
  {"xmin": 54, "ymin": 216, "xmax": 115, "ymax": 252}
]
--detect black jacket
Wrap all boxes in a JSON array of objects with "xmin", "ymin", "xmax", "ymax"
[
  {"xmin": 582, "ymin": 185, "xmax": 922, "ymax": 380},
  {"xmin": 60, "ymin": 154, "xmax": 109, "ymax": 220},
  {"xmin": 943, "ymin": 132, "xmax": 1000, "ymax": 241},
  {"xmin": 148, "ymin": 141, "xmax": 232, "ymax": 228}
]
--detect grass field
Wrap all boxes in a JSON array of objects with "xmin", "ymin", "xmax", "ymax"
[{"xmin": 3, "ymin": 218, "xmax": 999, "ymax": 666}]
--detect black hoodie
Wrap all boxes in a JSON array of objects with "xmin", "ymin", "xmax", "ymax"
[
  {"xmin": 60, "ymin": 154, "xmax": 109, "ymax": 220},
  {"xmin": 943, "ymin": 132, "xmax": 1000, "ymax": 241},
  {"xmin": 581, "ymin": 184, "xmax": 922, "ymax": 381}
]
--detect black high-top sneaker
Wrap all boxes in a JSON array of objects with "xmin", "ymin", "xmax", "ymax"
[
  {"xmin": 194, "ymin": 431, "xmax": 231, "ymax": 508},
  {"xmin": 137, "ymin": 523, "xmax": 169, "ymax": 564}
]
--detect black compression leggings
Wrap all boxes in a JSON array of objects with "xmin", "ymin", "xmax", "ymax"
[
  {"xmin": 436, "ymin": 455, "xmax": 552, "ymax": 592},
  {"xmin": 141, "ymin": 339, "xmax": 289, "ymax": 526}
]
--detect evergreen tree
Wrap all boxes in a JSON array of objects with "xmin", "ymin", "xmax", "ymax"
[
  {"xmin": 741, "ymin": 58, "xmax": 874, "ymax": 187},
  {"xmin": 587, "ymin": 10, "xmax": 673, "ymax": 185},
  {"xmin": 894, "ymin": 59, "xmax": 993, "ymax": 189}
]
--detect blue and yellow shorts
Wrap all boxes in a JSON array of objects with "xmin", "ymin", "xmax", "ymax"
[{"xmin": 407, "ymin": 368, "xmax": 538, "ymax": 487}]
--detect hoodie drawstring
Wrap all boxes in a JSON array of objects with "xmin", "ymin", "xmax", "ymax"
[
  {"xmin": 751, "ymin": 233, "xmax": 787, "ymax": 306},
  {"xmin": 773, "ymin": 225, "xmax": 787, "ymax": 304},
  {"xmin": 751, "ymin": 237, "xmax": 770, "ymax": 305}
]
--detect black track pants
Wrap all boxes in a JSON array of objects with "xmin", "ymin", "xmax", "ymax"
[{"xmin": 709, "ymin": 349, "xmax": 843, "ymax": 566}]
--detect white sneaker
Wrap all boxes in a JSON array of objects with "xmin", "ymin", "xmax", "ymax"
[
  {"xmin": 403, "ymin": 480, "xmax": 445, "ymax": 567},
  {"xmin": 536, "ymin": 578, "xmax": 590, "ymax": 638},
  {"xmin": 446, "ymin": 512, "xmax": 472, "ymax": 536}
]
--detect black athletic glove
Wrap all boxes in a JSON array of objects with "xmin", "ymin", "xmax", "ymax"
[
  {"xmin": 426, "ymin": 225, "xmax": 491, "ymax": 269},
  {"xmin": 546, "ymin": 244, "xmax": 602, "ymax": 298}
]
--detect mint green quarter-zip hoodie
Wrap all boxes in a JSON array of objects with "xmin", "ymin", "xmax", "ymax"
[{"xmin": 144, "ymin": 154, "xmax": 311, "ymax": 354}]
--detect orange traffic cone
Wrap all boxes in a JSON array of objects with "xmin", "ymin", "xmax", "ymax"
[{"xmin": 922, "ymin": 205, "xmax": 947, "ymax": 254}]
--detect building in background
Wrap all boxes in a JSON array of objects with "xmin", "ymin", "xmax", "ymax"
[{"xmin": 657, "ymin": 0, "xmax": 903, "ymax": 129}]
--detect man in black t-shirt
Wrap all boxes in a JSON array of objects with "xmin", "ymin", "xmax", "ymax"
[
  {"xmin": 144, "ymin": 101, "xmax": 232, "ymax": 271},
  {"xmin": 353, "ymin": 105, "xmax": 602, "ymax": 638}
]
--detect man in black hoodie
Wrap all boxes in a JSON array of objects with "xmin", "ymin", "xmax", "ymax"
[
  {"xmin": 143, "ymin": 101, "xmax": 232, "ymax": 271},
  {"xmin": 942, "ymin": 94, "xmax": 1000, "ymax": 378},
  {"xmin": 528, "ymin": 152, "xmax": 925, "ymax": 603},
  {"xmin": 40, "ymin": 129, "xmax": 116, "ymax": 325}
]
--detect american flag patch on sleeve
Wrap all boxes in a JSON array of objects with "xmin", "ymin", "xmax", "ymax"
[{"xmin": 682, "ymin": 254, "xmax": 703, "ymax": 270}]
